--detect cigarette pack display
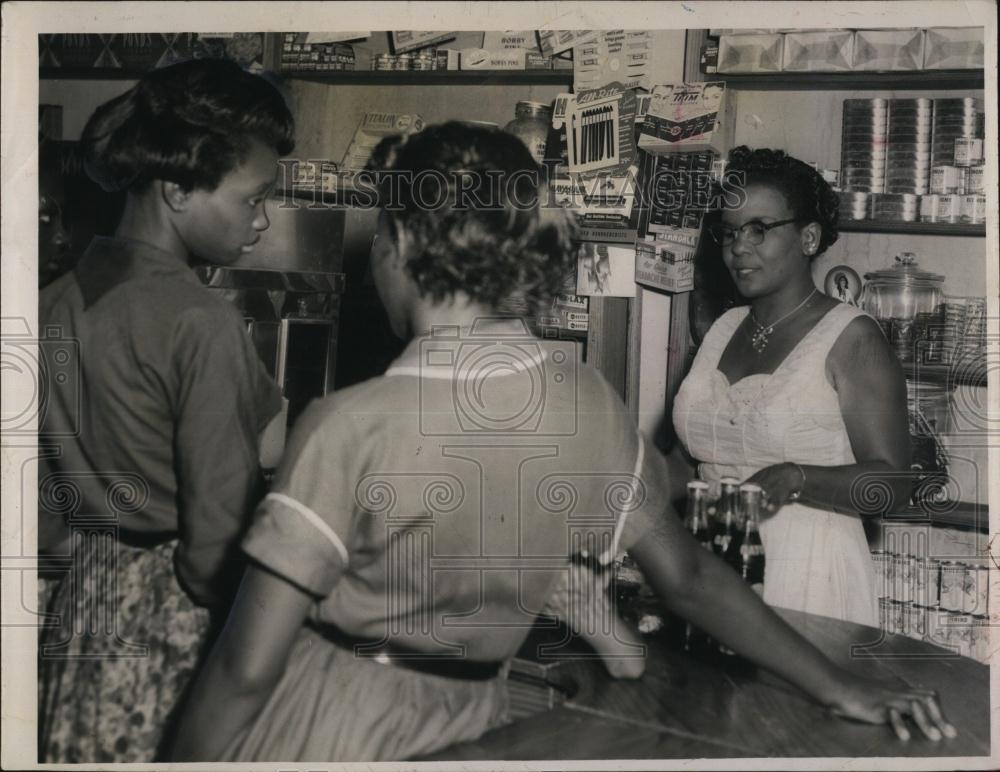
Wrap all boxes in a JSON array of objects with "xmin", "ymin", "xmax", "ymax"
[
  {"xmin": 923, "ymin": 27, "xmax": 984, "ymax": 69},
  {"xmin": 717, "ymin": 34, "xmax": 783, "ymax": 73},
  {"xmin": 637, "ymin": 81, "xmax": 733, "ymax": 156},
  {"xmin": 634, "ymin": 236, "xmax": 695, "ymax": 293},
  {"xmin": 965, "ymin": 166, "xmax": 985, "ymax": 194},
  {"xmin": 853, "ymin": 29, "xmax": 924, "ymax": 70},
  {"xmin": 782, "ymin": 30, "xmax": 854, "ymax": 71}
]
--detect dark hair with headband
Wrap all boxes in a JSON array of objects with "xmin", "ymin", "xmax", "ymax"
[
  {"xmin": 80, "ymin": 58, "xmax": 294, "ymax": 193},
  {"xmin": 365, "ymin": 121, "xmax": 576, "ymax": 308}
]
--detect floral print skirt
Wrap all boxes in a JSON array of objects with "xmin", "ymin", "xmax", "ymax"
[{"xmin": 38, "ymin": 535, "xmax": 212, "ymax": 763}]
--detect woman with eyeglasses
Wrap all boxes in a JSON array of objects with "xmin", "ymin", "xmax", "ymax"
[{"xmin": 673, "ymin": 146, "xmax": 911, "ymax": 627}]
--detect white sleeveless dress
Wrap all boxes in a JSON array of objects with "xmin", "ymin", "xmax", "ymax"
[{"xmin": 673, "ymin": 302, "xmax": 878, "ymax": 627}]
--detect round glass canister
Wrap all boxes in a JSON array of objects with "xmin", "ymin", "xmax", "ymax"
[
  {"xmin": 504, "ymin": 101, "xmax": 553, "ymax": 166},
  {"xmin": 859, "ymin": 253, "xmax": 946, "ymax": 364}
]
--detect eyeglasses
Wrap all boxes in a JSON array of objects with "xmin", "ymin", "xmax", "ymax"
[{"xmin": 708, "ymin": 217, "xmax": 800, "ymax": 247}]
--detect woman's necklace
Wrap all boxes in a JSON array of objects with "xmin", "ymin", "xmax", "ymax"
[{"xmin": 748, "ymin": 288, "xmax": 818, "ymax": 354}]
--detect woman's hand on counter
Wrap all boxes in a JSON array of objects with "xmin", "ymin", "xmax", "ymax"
[{"xmin": 825, "ymin": 669, "xmax": 958, "ymax": 743}]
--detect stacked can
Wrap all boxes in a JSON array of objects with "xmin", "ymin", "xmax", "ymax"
[
  {"xmin": 885, "ymin": 98, "xmax": 931, "ymax": 195},
  {"xmin": 841, "ymin": 99, "xmax": 887, "ymax": 207},
  {"xmin": 838, "ymin": 190, "xmax": 870, "ymax": 221},
  {"xmin": 931, "ymin": 97, "xmax": 981, "ymax": 168},
  {"xmin": 871, "ymin": 192, "xmax": 919, "ymax": 222}
]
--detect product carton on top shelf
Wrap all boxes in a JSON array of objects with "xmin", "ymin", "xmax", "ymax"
[
  {"xmin": 923, "ymin": 27, "xmax": 984, "ymax": 69},
  {"xmin": 717, "ymin": 33, "xmax": 784, "ymax": 73},
  {"xmin": 782, "ymin": 30, "xmax": 854, "ymax": 72},
  {"xmin": 853, "ymin": 29, "xmax": 925, "ymax": 71}
]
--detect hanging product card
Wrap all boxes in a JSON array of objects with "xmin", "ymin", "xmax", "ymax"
[
  {"xmin": 551, "ymin": 170, "xmax": 642, "ymax": 244},
  {"xmin": 483, "ymin": 31, "xmax": 541, "ymax": 54},
  {"xmin": 538, "ymin": 29, "xmax": 599, "ymax": 57},
  {"xmin": 576, "ymin": 243, "xmax": 636, "ymax": 297},
  {"xmin": 390, "ymin": 31, "xmax": 456, "ymax": 53},
  {"xmin": 551, "ymin": 83, "xmax": 637, "ymax": 178},
  {"xmin": 573, "ymin": 31, "xmax": 673, "ymax": 93},
  {"xmin": 638, "ymin": 82, "xmax": 733, "ymax": 156}
]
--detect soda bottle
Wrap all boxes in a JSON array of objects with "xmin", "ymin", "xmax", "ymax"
[
  {"xmin": 683, "ymin": 480, "xmax": 713, "ymax": 552},
  {"xmin": 739, "ymin": 483, "xmax": 766, "ymax": 596},
  {"xmin": 712, "ymin": 477, "xmax": 743, "ymax": 569},
  {"xmin": 683, "ymin": 480, "xmax": 712, "ymax": 654}
]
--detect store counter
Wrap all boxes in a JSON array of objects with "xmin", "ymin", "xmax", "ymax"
[{"xmin": 427, "ymin": 608, "xmax": 990, "ymax": 761}]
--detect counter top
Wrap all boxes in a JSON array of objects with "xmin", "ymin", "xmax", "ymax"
[{"xmin": 427, "ymin": 608, "xmax": 990, "ymax": 761}]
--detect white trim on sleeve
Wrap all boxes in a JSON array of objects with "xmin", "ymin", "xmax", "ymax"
[
  {"xmin": 601, "ymin": 435, "xmax": 645, "ymax": 566},
  {"xmin": 265, "ymin": 492, "xmax": 349, "ymax": 566}
]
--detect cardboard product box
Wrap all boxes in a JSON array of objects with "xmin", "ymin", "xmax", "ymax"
[
  {"xmin": 853, "ymin": 29, "xmax": 924, "ymax": 70},
  {"xmin": 717, "ymin": 33, "xmax": 783, "ymax": 73},
  {"xmin": 923, "ymin": 27, "xmax": 984, "ymax": 69},
  {"xmin": 634, "ymin": 236, "xmax": 695, "ymax": 293},
  {"xmin": 391, "ymin": 31, "xmax": 456, "ymax": 54},
  {"xmin": 460, "ymin": 48, "xmax": 526, "ymax": 70},
  {"xmin": 341, "ymin": 112, "xmax": 426, "ymax": 170},
  {"xmin": 637, "ymin": 82, "xmax": 733, "ymax": 156},
  {"xmin": 782, "ymin": 30, "xmax": 854, "ymax": 71}
]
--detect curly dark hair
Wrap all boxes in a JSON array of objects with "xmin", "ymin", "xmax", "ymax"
[
  {"xmin": 363, "ymin": 122, "xmax": 576, "ymax": 309},
  {"xmin": 723, "ymin": 145, "xmax": 839, "ymax": 257},
  {"xmin": 81, "ymin": 58, "xmax": 294, "ymax": 193}
]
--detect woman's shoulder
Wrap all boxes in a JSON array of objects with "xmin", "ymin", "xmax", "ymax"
[{"xmin": 696, "ymin": 305, "xmax": 750, "ymax": 356}]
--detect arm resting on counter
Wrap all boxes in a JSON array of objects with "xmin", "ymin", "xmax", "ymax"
[{"xmin": 628, "ymin": 511, "xmax": 956, "ymax": 742}]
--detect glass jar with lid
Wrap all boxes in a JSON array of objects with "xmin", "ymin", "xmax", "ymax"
[
  {"xmin": 859, "ymin": 253, "xmax": 946, "ymax": 364},
  {"xmin": 504, "ymin": 100, "xmax": 552, "ymax": 166}
]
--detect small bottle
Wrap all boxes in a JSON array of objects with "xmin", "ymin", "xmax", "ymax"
[
  {"xmin": 683, "ymin": 480, "xmax": 713, "ymax": 552},
  {"xmin": 712, "ymin": 477, "xmax": 743, "ymax": 569},
  {"xmin": 739, "ymin": 483, "xmax": 766, "ymax": 596},
  {"xmin": 682, "ymin": 480, "xmax": 712, "ymax": 654}
]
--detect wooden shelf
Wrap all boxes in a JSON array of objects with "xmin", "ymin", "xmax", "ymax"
[
  {"xmin": 905, "ymin": 360, "xmax": 989, "ymax": 388},
  {"xmin": 283, "ymin": 69, "xmax": 574, "ymax": 86},
  {"xmin": 839, "ymin": 220, "xmax": 985, "ymax": 237},
  {"xmin": 714, "ymin": 70, "xmax": 984, "ymax": 91}
]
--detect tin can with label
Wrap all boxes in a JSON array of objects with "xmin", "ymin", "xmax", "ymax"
[
  {"xmin": 919, "ymin": 194, "xmax": 938, "ymax": 223},
  {"xmin": 961, "ymin": 563, "xmax": 989, "ymax": 614},
  {"xmin": 960, "ymin": 195, "xmax": 986, "ymax": 225},
  {"xmin": 903, "ymin": 603, "xmax": 926, "ymax": 639},
  {"xmin": 914, "ymin": 557, "xmax": 940, "ymax": 607},
  {"xmin": 965, "ymin": 165, "xmax": 985, "ymax": 194},
  {"xmin": 949, "ymin": 615, "xmax": 974, "ymax": 658},
  {"xmin": 930, "ymin": 165, "xmax": 962, "ymax": 194},
  {"xmin": 971, "ymin": 614, "xmax": 990, "ymax": 663},
  {"xmin": 939, "ymin": 561, "xmax": 966, "ymax": 611},
  {"xmin": 953, "ymin": 138, "xmax": 984, "ymax": 166},
  {"xmin": 889, "ymin": 600, "xmax": 906, "ymax": 636},
  {"xmin": 872, "ymin": 550, "xmax": 890, "ymax": 598},
  {"xmin": 879, "ymin": 596, "xmax": 893, "ymax": 633},
  {"xmin": 934, "ymin": 193, "xmax": 963, "ymax": 224},
  {"xmin": 891, "ymin": 553, "xmax": 914, "ymax": 602}
]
